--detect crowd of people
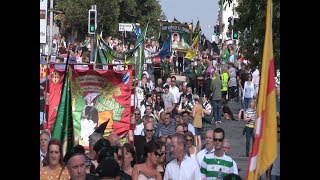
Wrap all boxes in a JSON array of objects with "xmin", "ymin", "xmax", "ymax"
[{"xmin": 40, "ymin": 34, "xmax": 280, "ymax": 180}]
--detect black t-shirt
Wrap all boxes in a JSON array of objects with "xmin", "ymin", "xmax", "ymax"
[
  {"xmin": 237, "ymin": 69, "xmax": 248, "ymax": 88},
  {"xmin": 119, "ymin": 170, "xmax": 132, "ymax": 180}
]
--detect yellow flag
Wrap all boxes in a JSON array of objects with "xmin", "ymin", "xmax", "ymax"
[
  {"xmin": 246, "ymin": 0, "xmax": 277, "ymax": 179},
  {"xmin": 184, "ymin": 33, "xmax": 199, "ymax": 59}
]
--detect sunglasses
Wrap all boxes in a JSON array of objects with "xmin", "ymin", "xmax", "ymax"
[
  {"xmin": 154, "ymin": 151, "xmax": 166, "ymax": 157},
  {"xmin": 145, "ymin": 129, "xmax": 154, "ymax": 132},
  {"xmin": 213, "ymin": 138, "xmax": 224, "ymax": 142}
]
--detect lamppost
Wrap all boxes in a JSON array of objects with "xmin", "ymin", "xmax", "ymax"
[{"xmin": 48, "ymin": 0, "xmax": 53, "ymax": 62}]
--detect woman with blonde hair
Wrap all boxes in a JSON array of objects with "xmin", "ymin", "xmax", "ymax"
[
  {"xmin": 185, "ymin": 131, "xmax": 198, "ymax": 159},
  {"xmin": 192, "ymin": 94, "xmax": 203, "ymax": 150}
]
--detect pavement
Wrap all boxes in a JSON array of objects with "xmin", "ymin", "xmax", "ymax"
[{"xmin": 217, "ymin": 100, "xmax": 269, "ymax": 180}]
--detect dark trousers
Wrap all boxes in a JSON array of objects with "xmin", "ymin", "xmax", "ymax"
[
  {"xmin": 178, "ymin": 57, "xmax": 183, "ymax": 73},
  {"xmin": 212, "ymin": 100, "xmax": 221, "ymax": 122},
  {"xmin": 245, "ymin": 126, "xmax": 254, "ymax": 155},
  {"xmin": 222, "ymin": 91, "xmax": 228, "ymax": 102},
  {"xmin": 173, "ymin": 57, "xmax": 177, "ymax": 72},
  {"xmin": 189, "ymin": 78, "xmax": 197, "ymax": 94},
  {"xmin": 228, "ymin": 86, "xmax": 237, "ymax": 100}
]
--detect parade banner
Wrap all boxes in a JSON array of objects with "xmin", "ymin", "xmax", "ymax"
[
  {"xmin": 47, "ymin": 65, "xmax": 133, "ymax": 148},
  {"xmin": 159, "ymin": 20, "xmax": 193, "ymax": 52},
  {"xmin": 71, "ymin": 68, "xmax": 133, "ymax": 148},
  {"xmin": 96, "ymin": 35, "xmax": 137, "ymax": 64},
  {"xmin": 47, "ymin": 65, "xmax": 65, "ymax": 132},
  {"xmin": 95, "ymin": 30, "xmax": 145, "ymax": 65},
  {"xmin": 40, "ymin": 63, "xmax": 47, "ymax": 79}
]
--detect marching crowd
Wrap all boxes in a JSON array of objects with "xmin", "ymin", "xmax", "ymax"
[{"xmin": 40, "ymin": 36, "xmax": 280, "ymax": 180}]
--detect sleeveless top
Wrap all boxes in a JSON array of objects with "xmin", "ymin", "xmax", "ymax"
[{"xmin": 137, "ymin": 165, "xmax": 157, "ymax": 180}]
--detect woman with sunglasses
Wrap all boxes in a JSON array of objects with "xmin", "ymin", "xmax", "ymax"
[
  {"xmin": 132, "ymin": 141, "xmax": 162, "ymax": 180},
  {"xmin": 185, "ymin": 131, "xmax": 198, "ymax": 159},
  {"xmin": 155, "ymin": 141, "xmax": 167, "ymax": 178}
]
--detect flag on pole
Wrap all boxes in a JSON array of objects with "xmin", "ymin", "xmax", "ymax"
[
  {"xmin": 184, "ymin": 33, "xmax": 200, "ymax": 59},
  {"xmin": 51, "ymin": 66, "xmax": 74, "ymax": 156},
  {"xmin": 246, "ymin": 0, "xmax": 277, "ymax": 179},
  {"xmin": 193, "ymin": 20, "xmax": 201, "ymax": 41},
  {"xmin": 157, "ymin": 37, "xmax": 171, "ymax": 60},
  {"xmin": 135, "ymin": 24, "xmax": 148, "ymax": 80}
]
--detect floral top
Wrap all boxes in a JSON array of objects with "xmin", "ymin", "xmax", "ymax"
[{"xmin": 40, "ymin": 165, "xmax": 70, "ymax": 180}]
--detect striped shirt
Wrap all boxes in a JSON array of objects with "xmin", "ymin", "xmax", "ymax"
[
  {"xmin": 159, "ymin": 122, "xmax": 175, "ymax": 136},
  {"xmin": 200, "ymin": 153, "xmax": 238, "ymax": 179},
  {"xmin": 203, "ymin": 101, "xmax": 212, "ymax": 114},
  {"xmin": 245, "ymin": 108, "xmax": 256, "ymax": 127}
]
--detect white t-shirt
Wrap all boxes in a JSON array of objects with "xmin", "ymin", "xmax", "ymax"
[{"xmin": 169, "ymin": 85, "xmax": 180, "ymax": 103}]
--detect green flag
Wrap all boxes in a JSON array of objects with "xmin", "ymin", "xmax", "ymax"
[
  {"xmin": 135, "ymin": 25, "xmax": 148, "ymax": 80},
  {"xmin": 193, "ymin": 20, "xmax": 201, "ymax": 41},
  {"xmin": 51, "ymin": 66, "xmax": 74, "ymax": 156}
]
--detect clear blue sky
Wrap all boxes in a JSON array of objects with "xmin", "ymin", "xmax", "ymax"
[{"xmin": 159, "ymin": 0, "xmax": 219, "ymax": 42}]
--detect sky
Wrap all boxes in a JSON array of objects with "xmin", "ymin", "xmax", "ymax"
[{"xmin": 159, "ymin": 0, "xmax": 219, "ymax": 42}]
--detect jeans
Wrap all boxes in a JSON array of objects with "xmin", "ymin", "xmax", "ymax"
[
  {"xmin": 271, "ymin": 175, "xmax": 280, "ymax": 180},
  {"xmin": 243, "ymin": 97, "xmax": 251, "ymax": 111},
  {"xmin": 245, "ymin": 126, "xmax": 254, "ymax": 155},
  {"xmin": 212, "ymin": 100, "xmax": 221, "ymax": 122}
]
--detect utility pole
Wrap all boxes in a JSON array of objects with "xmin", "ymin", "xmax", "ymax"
[
  {"xmin": 48, "ymin": 0, "xmax": 53, "ymax": 62},
  {"xmin": 220, "ymin": 0, "xmax": 223, "ymax": 44}
]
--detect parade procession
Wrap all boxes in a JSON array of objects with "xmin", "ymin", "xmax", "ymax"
[{"xmin": 40, "ymin": 0, "xmax": 280, "ymax": 179}]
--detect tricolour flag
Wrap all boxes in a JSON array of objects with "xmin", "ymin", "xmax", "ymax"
[
  {"xmin": 184, "ymin": 33, "xmax": 200, "ymax": 60},
  {"xmin": 51, "ymin": 66, "xmax": 74, "ymax": 156},
  {"xmin": 246, "ymin": 0, "xmax": 277, "ymax": 179}
]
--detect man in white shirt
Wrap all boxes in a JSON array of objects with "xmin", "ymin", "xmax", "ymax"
[
  {"xmin": 169, "ymin": 76, "xmax": 180, "ymax": 104},
  {"xmin": 196, "ymin": 129, "xmax": 215, "ymax": 166},
  {"xmin": 164, "ymin": 133, "xmax": 202, "ymax": 180}
]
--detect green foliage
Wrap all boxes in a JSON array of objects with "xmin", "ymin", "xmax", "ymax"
[
  {"xmin": 55, "ymin": 0, "xmax": 163, "ymax": 40},
  {"xmin": 235, "ymin": 0, "xmax": 280, "ymax": 70}
]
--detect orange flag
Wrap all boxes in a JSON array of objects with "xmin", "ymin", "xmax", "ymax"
[{"xmin": 246, "ymin": 0, "xmax": 277, "ymax": 179}]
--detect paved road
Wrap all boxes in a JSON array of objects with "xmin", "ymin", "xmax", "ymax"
[{"xmin": 217, "ymin": 100, "xmax": 269, "ymax": 179}]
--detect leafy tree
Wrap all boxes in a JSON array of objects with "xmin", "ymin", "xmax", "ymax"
[
  {"xmin": 219, "ymin": 0, "xmax": 280, "ymax": 71},
  {"xmin": 54, "ymin": 0, "xmax": 163, "ymax": 40}
]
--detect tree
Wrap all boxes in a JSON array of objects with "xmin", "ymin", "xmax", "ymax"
[
  {"xmin": 54, "ymin": 0, "xmax": 163, "ymax": 40},
  {"xmin": 218, "ymin": 0, "xmax": 280, "ymax": 71},
  {"xmin": 234, "ymin": 0, "xmax": 280, "ymax": 70}
]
